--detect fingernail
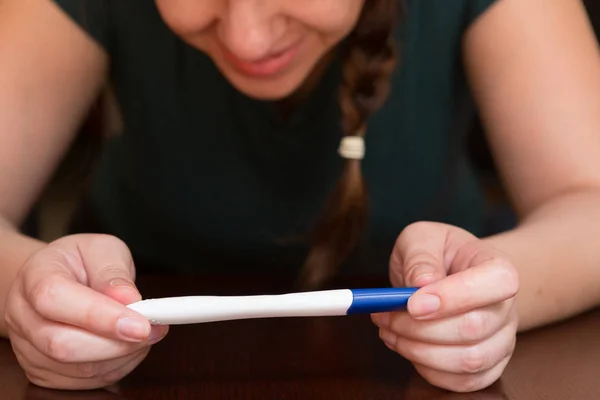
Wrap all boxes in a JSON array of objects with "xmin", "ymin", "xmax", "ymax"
[
  {"xmin": 117, "ymin": 317, "xmax": 150, "ymax": 341},
  {"xmin": 379, "ymin": 329, "xmax": 397, "ymax": 348},
  {"xmin": 408, "ymin": 294, "xmax": 440, "ymax": 318},
  {"xmin": 148, "ymin": 326, "xmax": 168, "ymax": 345},
  {"xmin": 110, "ymin": 278, "xmax": 135, "ymax": 288},
  {"xmin": 110, "ymin": 279, "xmax": 141, "ymax": 301},
  {"xmin": 409, "ymin": 265, "xmax": 437, "ymax": 286}
]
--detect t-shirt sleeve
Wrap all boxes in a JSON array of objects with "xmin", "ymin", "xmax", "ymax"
[
  {"xmin": 52, "ymin": 0, "xmax": 112, "ymax": 51},
  {"xmin": 466, "ymin": 0, "xmax": 498, "ymax": 25}
]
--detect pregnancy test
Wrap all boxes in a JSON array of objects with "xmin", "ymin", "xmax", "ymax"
[{"xmin": 126, "ymin": 288, "xmax": 418, "ymax": 325}]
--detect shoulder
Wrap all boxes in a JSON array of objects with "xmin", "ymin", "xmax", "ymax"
[
  {"xmin": 461, "ymin": 0, "xmax": 600, "ymax": 213},
  {"xmin": 400, "ymin": 0, "xmax": 498, "ymax": 34},
  {"xmin": 51, "ymin": 0, "xmax": 168, "ymax": 53},
  {"xmin": 390, "ymin": 0, "xmax": 498, "ymax": 83},
  {"xmin": 392, "ymin": 0, "xmax": 498, "ymax": 70}
]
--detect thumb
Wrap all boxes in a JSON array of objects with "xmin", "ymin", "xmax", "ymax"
[
  {"xmin": 391, "ymin": 222, "xmax": 450, "ymax": 288},
  {"xmin": 75, "ymin": 234, "xmax": 142, "ymax": 305}
]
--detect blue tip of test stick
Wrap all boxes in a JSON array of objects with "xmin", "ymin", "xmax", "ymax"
[{"xmin": 346, "ymin": 287, "xmax": 418, "ymax": 315}]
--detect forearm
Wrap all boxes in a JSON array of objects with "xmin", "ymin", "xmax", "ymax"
[
  {"xmin": 483, "ymin": 189, "xmax": 600, "ymax": 332},
  {"xmin": 0, "ymin": 217, "xmax": 46, "ymax": 337}
]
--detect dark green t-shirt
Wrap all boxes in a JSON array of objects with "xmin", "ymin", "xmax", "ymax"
[{"xmin": 53, "ymin": 0, "xmax": 496, "ymax": 275}]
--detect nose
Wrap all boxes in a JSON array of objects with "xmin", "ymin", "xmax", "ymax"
[{"xmin": 219, "ymin": 1, "xmax": 285, "ymax": 61}]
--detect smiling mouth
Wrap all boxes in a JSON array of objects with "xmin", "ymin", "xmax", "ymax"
[{"xmin": 220, "ymin": 39, "xmax": 302, "ymax": 78}]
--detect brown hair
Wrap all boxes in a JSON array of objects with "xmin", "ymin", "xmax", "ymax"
[{"xmin": 297, "ymin": 0, "xmax": 401, "ymax": 289}]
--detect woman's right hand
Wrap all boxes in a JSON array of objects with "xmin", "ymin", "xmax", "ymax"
[{"xmin": 4, "ymin": 234, "xmax": 168, "ymax": 390}]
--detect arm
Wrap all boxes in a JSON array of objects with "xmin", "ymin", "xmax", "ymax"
[
  {"xmin": 0, "ymin": 0, "xmax": 107, "ymax": 335},
  {"xmin": 463, "ymin": 0, "xmax": 600, "ymax": 331}
]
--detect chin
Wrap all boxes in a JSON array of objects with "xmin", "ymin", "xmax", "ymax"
[{"xmin": 218, "ymin": 68, "xmax": 308, "ymax": 101}]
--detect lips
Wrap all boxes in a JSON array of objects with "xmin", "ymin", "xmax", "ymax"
[{"xmin": 220, "ymin": 40, "xmax": 301, "ymax": 78}]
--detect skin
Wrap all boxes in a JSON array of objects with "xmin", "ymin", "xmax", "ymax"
[
  {"xmin": 1, "ymin": 0, "xmax": 600, "ymax": 393},
  {"xmin": 154, "ymin": 0, "xmax": 365, "ymax": 99}
]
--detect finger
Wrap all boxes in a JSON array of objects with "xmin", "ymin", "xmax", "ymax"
[
  {"xmin": 391, "ymin": 222, "xmax": 475, "ymax": 288},
  {"xmin": 372, "ymin": 302, "xmax": 512, "ymax": 345},
  {"xmin": 9, "ymin": 292, "xmax": 167, "ymax": 363},
  {"xmin": 24, "ymin": 346, "xmax": 150, "ymax": 391},
  {"xmin": 14, "ymin": 322, "xmax": 165, "ymax": 363},
  {"xmin": 412, "ymin": 354, "xmax": 512, "ymax": 393},
  {"xmin": 406, "ymin": 259, "xmax": 519, "ymax": 320},
  {"xmin": 48, "ymin": 234, "xmax": 141, "ymax": 305},
  {"xmin": 11, "ymin": 331, "xmax": 150, "ymax": 381},
  {"xmin": 404, "ymin": 374, "xmax": 507, "ymax": 400},
  {"xmin": 74, "ymin": 235, "xmax": 142, "ymax": 305},
  {"xmin": 21, "ymin": 270, "xmax": 152, "ymax": 342},
  {"xmin": 390, "ymin": 222, "xmax": 449, "ymax": 288},
  {"xmin": 380, "ymin": 323, "xmax": 516, "ymax": 375}
]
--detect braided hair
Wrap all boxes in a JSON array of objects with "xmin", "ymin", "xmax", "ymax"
[{"xmin": 298, "ymin": 0, "xmax": 402, "ymax": 289}]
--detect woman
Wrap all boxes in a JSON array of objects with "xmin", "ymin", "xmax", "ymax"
[{"xmin": 1, "ymin": 0, "xmax": 600, "ymax": 393}]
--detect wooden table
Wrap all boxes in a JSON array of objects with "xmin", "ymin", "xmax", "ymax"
[{"xmin": 1, "ymin": 273, "xmax": 599, "ymax": 399}]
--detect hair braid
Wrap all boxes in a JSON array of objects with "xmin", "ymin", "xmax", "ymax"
[{"xmin": 297, "ymin": 0, "xmax": 401, "ymax": 289}]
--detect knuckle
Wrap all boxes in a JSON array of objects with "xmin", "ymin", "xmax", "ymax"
[
  {"xmin": 456, "ymin": 268, "xmax": 478, "ymax": 291},
  {"xmin": 90, "ymin": 234, "xmax": 127, "ymax": 250},
  {"xmin": 454, "ymin": 274, "xmax": 477, "ymax": 309},
  {"xmin": 458, "ymin": 311, "xmax": 489, "ymax": 342},
  {"xmin": 378, "ymin": 328, "xmax": 398, "ymax": 351},
  {"xmin": 4, "ymin": 309, "xmax": 14, "ymax": 330},
  {"xmin": 4, "ymin": 289, "xmax": 24, "ymax": 332},
  {"xmin": 29, "ymin": 276, "xmax": 63, "ymax": 314},
  {"xmin": 396, "ymin": 337, "xmax": 421, "ymax": 362},
  {"xmin": 43, "ymin": 331, "xmax": 72, "ymax": 363},
  {"xmin": 25, "ymin": 371, "xmax": 50, "ymax": 388},
  {"xmin": 102, "ymin": 369, "xmax": 128, "ymax": 385},
  {"xmin": 395, "ymin": 222, "xmax": 429, "ymax": 247},
  {"xmin": 402, "ymin": 221, "xmax": 436, "ymax": 236},
  {"xmin": 459, "ymin": 346, "xmax": 488, "ymax": 374},
  {"xmin": 77, "ymin": 362, "xmax": 100, "ymax": 379},
  {"xmin": 22, "ymin": 363, "xmax": 54, "ymax": 388},
  {"xmin": 456, "ymin": 374, "xmax": 485, "ymax": 393},
  {"xmin": 509, "ymin": 331, "xmax": 517, "ymax": 353},
  {"xmin": 102, "ymin": 350, "xmax": 148, "ymax": 384},
  {"xmin": 418, "ymin": 365, "xmax": 483, "ymax": 394},
  {"xmin": 12, "ymin": 347, "xmax": 34, "ymax": 373},
  {"xmin": 496, "ymin": 260, "xmax": 520, "ymax": 298}
]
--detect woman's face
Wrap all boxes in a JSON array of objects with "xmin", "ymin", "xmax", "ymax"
[{"xmin": 155, "ymin": 0, "xmax": 364, "ymax": 100}]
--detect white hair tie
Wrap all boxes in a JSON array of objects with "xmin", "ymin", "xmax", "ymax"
[{"xmin": 338, "ymin": 136, "xmax": 365, "ymax": 160}]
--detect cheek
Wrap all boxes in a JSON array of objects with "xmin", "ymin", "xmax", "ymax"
[
  {"xmin": 290, "ymin": 0, "xmax": 364, "ymax": 37},
  {"xmin": 154, "ymin": 0, "xmax": 216, "ymax": 36}
]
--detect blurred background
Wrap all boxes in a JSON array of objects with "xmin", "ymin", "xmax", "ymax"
[{"xmin": 27, "ymin": 0, "xmax": 600, "ymax": 243}]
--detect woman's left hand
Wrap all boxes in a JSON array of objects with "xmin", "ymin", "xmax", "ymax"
[{"xmin": 371, "ymin": 222, "xmax": 519, "ymax": 393}]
